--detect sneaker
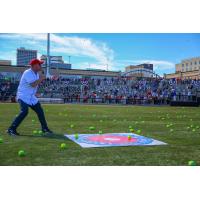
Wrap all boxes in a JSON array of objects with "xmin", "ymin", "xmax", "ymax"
[
  {"xmin": 7, "ymin": 128, "xmax": 20, "ymax": 136},
  {"xmin": 42, "ymin": 128, "xmax": 54, "ymax": 136}
]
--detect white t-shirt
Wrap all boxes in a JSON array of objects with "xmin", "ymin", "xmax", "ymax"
[{"xmin": 17, "ymin": 69, "xmax": 39, "ymax": 105}]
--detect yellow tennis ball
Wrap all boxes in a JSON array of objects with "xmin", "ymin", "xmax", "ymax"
[
  {"xmin": 60, "ymin": 143, "xmax": 67, "ymax": 149},
  {"xmin": 128, "ymin": 135, "xmax": 132, "ymax": 140}
]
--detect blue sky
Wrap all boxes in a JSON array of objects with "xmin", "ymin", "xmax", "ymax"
[{"xmin": 0, "ymin": 33, "xmax": 200, "ymax": 75}]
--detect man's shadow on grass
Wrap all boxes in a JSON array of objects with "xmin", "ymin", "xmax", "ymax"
[{"xmin": 20, "ymin": 133, "xmax": 67, "ymax": 140}]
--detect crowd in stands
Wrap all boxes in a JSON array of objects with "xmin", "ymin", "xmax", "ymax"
[
  {"xmin": 0, "ymin": 77, "xmax": 17, "ymax": 102},
  {"xmin": 38, "ymin": 77, "xmax": 200, "ymax": 104},
  {"xmin": 1, "ymin": 75, "xmax": 200, "ymax": 105}
]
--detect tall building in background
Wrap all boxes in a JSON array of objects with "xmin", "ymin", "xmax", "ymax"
[
  {"xmin": 165, "ymin": 57, "xmax": 200, "ymax": 80},
  {"xmin": 175, "ymin": 57, "xmax": 200, "ymax": 72},
  {"xmin": 40, "ymin": 55, "xmax": 71, "ymax": 69},
  {"xmin": 17, "ymin": 47, "xmax": 37, "ymax": 66}
]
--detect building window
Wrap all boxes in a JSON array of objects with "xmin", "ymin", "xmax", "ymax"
[
  {"xmin": 195, "ymin": 61, "xmax": 197, "ymax": 65},
  {"xmin": 186, "ymin": 63, "xmax": 188, "ymax": 66},
  {"xmin": 182, "ymin": 63, "xmax": 184, "ymax": 67},
  {"xmin": 191, "ymin": 62, "xmax": 192, "ymax": 65}
]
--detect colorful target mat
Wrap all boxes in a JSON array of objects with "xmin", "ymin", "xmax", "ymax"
[{"xmin": 65, "ymin": 133, "xmax": 167, "ymax": 148}]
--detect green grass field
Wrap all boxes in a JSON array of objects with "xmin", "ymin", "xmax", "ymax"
[{"xmin": 0, "ymin": 103, "xmax": 200, "ymax": 166}]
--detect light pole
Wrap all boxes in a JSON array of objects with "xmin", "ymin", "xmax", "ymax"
[
  {"xmin": 106, "ymin": 58, "xmax": 109, "ymax": 71},
  {"xmin": 46, "ymin": 33, "xmax": 51, "ymax": 77}
]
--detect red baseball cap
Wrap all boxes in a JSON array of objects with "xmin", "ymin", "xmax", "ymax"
[{"xmin": 29, "ymin": 59, "xmax": 44, "ymax": 66}]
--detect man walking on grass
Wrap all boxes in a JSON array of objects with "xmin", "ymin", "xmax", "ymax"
[{"xmin": 7, "ymin": 59, "xmax": 53, "ymax": 136}]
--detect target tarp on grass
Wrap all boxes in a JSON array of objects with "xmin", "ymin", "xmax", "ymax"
[{"xmin": 65, "ymin": 133, "xmax": 167, "ymax": 148}]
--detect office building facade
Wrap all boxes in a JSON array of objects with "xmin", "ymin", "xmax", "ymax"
[
  {"xmin": 176, "ymin": 57, "xmax": 200, "ymax": 72},
  {"xmin": 17, "ymin": 47, "xmax": 37, "ymax": 66},
  {"xmin": 40, "ymin": 55, "xmax": 71, "ymax": 69}
]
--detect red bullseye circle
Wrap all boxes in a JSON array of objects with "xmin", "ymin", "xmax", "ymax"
[{"xmin": 88, "ymin": 135, "xmax": 137, "ymax": 144}]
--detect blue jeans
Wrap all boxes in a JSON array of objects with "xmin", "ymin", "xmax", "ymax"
[{"xmin": 10, "ymin": 99, "xmax": 48, "ymax": 130}]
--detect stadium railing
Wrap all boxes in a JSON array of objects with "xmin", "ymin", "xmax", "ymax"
[
  {"xmin": 0, "ymin": 95, "xmax": 199, "ymax": 106},
  {"xmin": 62, "ymin": 97, "xmax": 170, "ymax": 105}
]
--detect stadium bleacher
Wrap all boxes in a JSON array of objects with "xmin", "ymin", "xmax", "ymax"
[{"xmin": 1, "ymin": 75, "xmax": 200, "ymax": 106}]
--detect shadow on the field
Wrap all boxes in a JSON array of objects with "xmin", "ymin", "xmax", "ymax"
[{"xmin": 20, "ymin": 133, "xmax": 66, "ymax": 140}]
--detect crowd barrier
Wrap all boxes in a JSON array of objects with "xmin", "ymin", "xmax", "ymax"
[
  {"xmin": 38, "ymin": 98, "xmax": 64, "ymax": 104},
  {"xmin": 0, "ymin": 95, "xmax": 199, "ymax": 106},
  {"xmin": 62, "ymin": 97, "xmax": 170, "ymax": 105}
]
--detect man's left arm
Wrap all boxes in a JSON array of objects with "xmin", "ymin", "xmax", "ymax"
[{"xmin": 30, "ymin": 75, "xmax": 45, "ymax": 88}]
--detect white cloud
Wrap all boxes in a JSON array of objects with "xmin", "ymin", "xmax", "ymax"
[
  {"xmin": 0, "ymin": 34, "xmax": 175, "ymax": 75},
  {"xmin": 0, "ymin": 33, "xmax": 114, "ymax": 67},
  {"xmin": 0, "ymin": 51, "xmax": 16, "ymax": 64},
  {"xmin": 136, "ymin": 60, "xmax": 175, "ymax": 71},
  {"xmin": 113, "ymin": 59, "xmax": 175, "ymax": 74},
  {"xmin": 73, "ymin": 62, "xmax": 110, "ymax": 71}
]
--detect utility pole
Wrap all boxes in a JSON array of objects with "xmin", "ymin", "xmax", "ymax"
[
  {"xmin": 46, "ymin": 33, "xmax": 50, "ymax": 77},
  {"xmin": 106, "ymin": 58, "xmax": 109, "ymax": 71}
]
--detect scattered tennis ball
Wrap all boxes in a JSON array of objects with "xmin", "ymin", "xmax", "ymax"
[
  {"xmin": 188, "ymin": 160, "xmax": 196, "ymax": 166},
  {"xmin": 89, "ymin": 126, "xmax": 95, "ymax": 130},
  {"xmin": 166, "ymin": 124, "xmax": 170, "ymax": 128},
  {"xmin": 192, "ymin": 129, "xmax": 196, "ymax": 132},
  {"xmin": 18, "ymin": 150, "xmax": 26, "ymax": 157},
  {"xmin": 170, "ymin": 129, "xmax": 174, "ymax": 132},
  {"xmin": 0, "ymin": 138, "xmax": 3, "ymax": 143},
  {"xmin": 187, "ymin": 127, "xmax": 190, "ymax": 130},
  {"xmin": 38, "ymin": 130, "xmax": 43, "ymax": 135},
  {"xmin": 75, "ymin": 134, "xmax": 79, "ymax": 140},
  {"xmin": 99, "ymin": 120, "xmax": 103, "ymax": 123},
  {"xmin": 33, "ymin": 130, "xmax": 37, "ymax": 134},
  {"xmin": 60, "ymin": 143, "xmax": 67, "ymax": 149},
  {"xmin": 70, "ymin": 124, "xmax": 74, "ymax": 128},
  {"xmin": 129, "ymin": 126, "xmax": 132, "ymax": 129},
  {"xmin": 196, "ymin": 126, "xmax": 199, "ymax": 129},
  {"xmin": 98, "ymin": 130, "xmax": 103, "ymax": 134},
  {"xmin": 136, "ymin": 130, "xmax": 141, "ymax": 134},
  {"xmin": 128, "ymin": 135, "xmax": 132, "ymax": 140},
  {"xmin": 32, "ymin": 119, "xmax": 35, "ymax": 123},
  {"xmin": 130, "ymin": 128, "xmax": 134, "ymax": 132}
]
